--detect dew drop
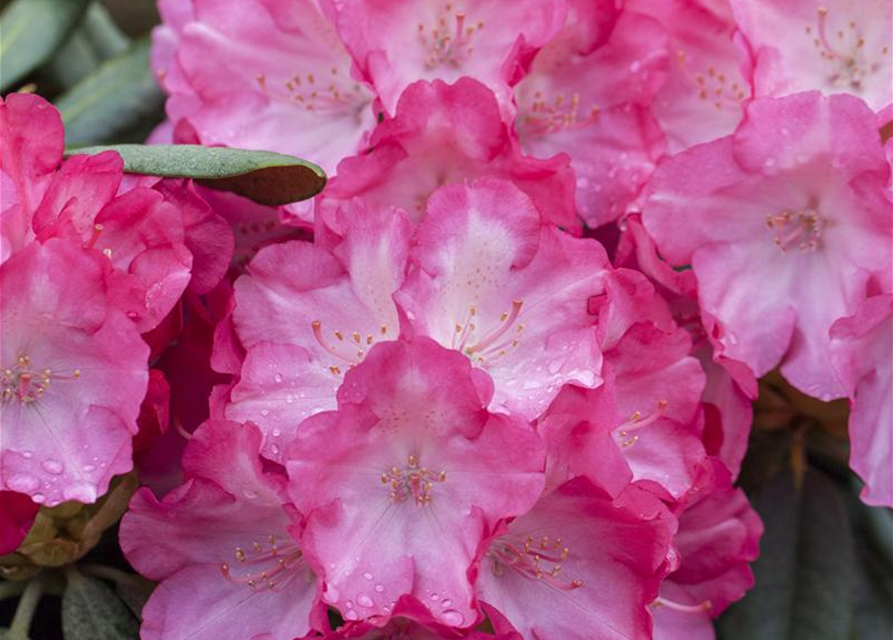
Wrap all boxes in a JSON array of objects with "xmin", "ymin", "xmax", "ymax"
[
  {"xmin": 363, "ymin": 572, "xmax": 374, "ymax": 580},
  {"xmin": 243, "ymin": 489, "xmax": 258, "ymax": 499},
  {"xmin": 442, "ymin": 599, "xmax": 452, "ymax": 607},
  {"xmin": 32, "ymin": 493, "xmax": 45, "ymax": 504},
  {"xmin": 345, "ymin": 600, "xmax": 354, "ymax": 609},
  {"xmin": 344, "ymin": 610, "xmax": 358, "ymax": 621},
  {"xmin": 82, "ymin": 464, "xmax": 96, "ymax": 473},
  {"xmin": 270, "ymin": 444, "xmax": 281, "ymax": 455},
  {"xmin": 7, "ymin": 474, "xmax": 39, "ymax": 492},
  {"xmin": 42, "ymin": 459, "xmax": 64, "ymax": 475},
  {"xmin": 285, "ymin": 394, "xmax": 294, "ymax": 404},
  {"xmin": 629, "ymin": 60, "xmax": 642, "ymax": 73},
  {"xmin": 326, "ymin": 584, "xmax": 340, "ymax": 602},
  {"xmin": 357, "ymin": 594, "xmax": 374, "ymax": 608},
  {"xmin": 273, "ymin": 373, "xmax": 284, "ymax": 383},
  {"xmin": 272, "ymin": 428, "xmax": 282, "ymax": 437},
  {"xmin": 63, "ymin": 483, "xmax": 97, "ymax": 503},
  {"xmin": 441, "ymin": 609, "xmax": 465, "ymax": 626},
  {"xmin": 374, "ymin": 584, "xmax": 384, "ymax": 593},
  {"xmin": 430, "ymin": 592, "xmax": 440, "ymax": 601},
  {"xmin": 21, "ymin": 451, "xmax": 33, "ymax": 459},
  {"xmin": 260, "ymin": 409, "xmax": 270, "ymax": 417}
]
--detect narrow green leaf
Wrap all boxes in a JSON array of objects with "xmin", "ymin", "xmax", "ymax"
[
  {"xmin": 62, "ymin": 569, "xmax": 139, "ymax": 640},
  {"xmin": 55, "ymin": 37, "xmax": 164, "ymax": 146},
  {"xmin": 66, "ymin": 144, "xmax": 328, "ymax": 205},
  {"xmin": 717, "ymin": 468, "xmax": 857, "ymax": 640},
  {"xmin": 81, "ymin": 3, "xmax": 129, "ymax": 59},
  {"xmin": 0, "ymin": 0, "xmax": 91, "ymax": 92}
]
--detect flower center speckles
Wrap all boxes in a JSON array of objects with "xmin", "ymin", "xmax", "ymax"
[
  {"xmin": 521, "ymin": 90, "xmax": 601, "ymax": 138},
  {"xmin": 381, "ymin": 454, "xmax": 447, "ymax": 506},
  {"xmin": 806, "ymin": 8, "xmax": 889, "ymax": 94},
  {"xmin": 452, "ymin": 301, "xmax": 525, "ymax": 366},
  {"xmin": 614, "ymin": 400, "xmax": 668, "ymax": 449},
  {"xmin": 417, "ymin": 4, "xmax": 484, "ymax": 70},
  {"xmin": 1, "ymin": 355, "xmax": 80, "ymax": 406},
  {"xmin": 676, "ymin": 50, "xmax": 747, "ymax": 112},
  {"xmin": 255, "ymin": 67, "xmax": 369, "ymax": 117},
  {"xmin": 312, "ymin": 320, "xmax": 391, "ymax": 376},
  {"xmin": 220, "ymin": 534, "xmax": 304, "ymax": 591},
  {"xmin": 766, "ymin": 206, "xmax": 826, "ymax": 253},
  {"xmin": 489, "ymin": 534, "xmax": 584, "ymax": 590}
]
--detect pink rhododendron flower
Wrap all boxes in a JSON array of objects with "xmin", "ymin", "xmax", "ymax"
[
  {"xmin": 0, "ymin": 491, "xmax": 39, "ymax": 555},
  {"xmin": 513, "ymin": 4, "xmax": 669, "ymax": 226},
  {"xmin": 396, "ymin": 178, "xmax": 611, "ymax": 419},
  {"xmin": 477, "ymin": 477, "xmax": 676, "ymax": 640},
  {"xmin": 322, "ymin": 78, "xmax": 576, "ymax": 229},
  {"xmin": 1, "ymin": 239, "xmax": 148, "ymax": 506},
  {"xmin": 152, "ymin": 0, "xmax": 376, "ymax": 220},
  {"xmin": 642, "ymin": 91, "xmax": 892, "ymax": 400},
  {"xmin": 325, "ymin": 597, "xmax": 522, "ymax": 639},
  {"xmin": 287, "ymin": 338, "xmax": 545, "ymax": 627},
  {"xmin": 731, "ymin": 0, "xmax": 892, "ymax": 111},
  {"xmin": 335, "ymin": 0, "xmax": 567, "ymax": 117},
  {"xmin": 122, "ymin": 420, "xmax": 324, "ymax": 640},
  {"xmin": 652, "ymin": 462, "xmax": 762, "ymax": 640},
  {"xmin": 830, "ymin": 295, "xmax": 893, "ymax": 507},
  {"xmin": 225, "ymin": 202, "xmax": 410, "ymax": 461},
  {"xmin": 0, "ymin": 93, "xmax": 64, "ymax": 263},
  {"xmin": 629, "ymin": 0, "xmax": 752, "ymax": 152}
]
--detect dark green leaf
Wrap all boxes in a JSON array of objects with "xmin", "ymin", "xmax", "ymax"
[
  {"xmin": 114, "ymin": 577, "xmax": 155, "ymax": 620},
  {"xmin": 0, "ymin": 0, "xmax": 91, "ymax": 92},
  {"xmin": 62, "ymin": 570, "xmax": 139, "ymax": 640},
  {"xmin": 80, "ymin": 3, "xmax": 129, "ymax": 59},
  {"xmin": 55, "ymin": 37, "xmax": 164, "ymax": 146},
  {"xmin": 718, "ymin": 468, "xmax": 856, "ymax": 640},
  {"xmin": 65, "ymin": 144, "xmax": 327, "ymax": 205}
]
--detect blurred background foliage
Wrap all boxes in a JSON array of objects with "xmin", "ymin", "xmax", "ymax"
[{"xmin": 0, "ymin": 1, "xmax": 891, "ymax": 639}]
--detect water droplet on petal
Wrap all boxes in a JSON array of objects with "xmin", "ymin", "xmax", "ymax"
[
  {"xmin": 21, "ymin": 451, "xmax": 33, "ymax": 459},
  {"xmin": 63, "ymin": 483, "xmax": 97, "ymax": 503},
  {"xmin": 345, "ymin": 600, "xmax": 354, "ymax": 609},
  {"xmin": 374, "ymin": 584, "xmax": 384, "ymax": 593},
  {"xmin": 42, "ymin": 459, "xmax": 64, "ymax": 475},
  {"xmin": 7, "ymin": 474, "xmax": 39, "ymax": 492},
  {"xmin": 82, "ymin": 464, "xmax": 96, "ymax": 473},
  {"xmin": 442, "ymin": 599, "xmax": 452, "ymax": 607},
  {"xmin": 441, "ymin": 609, "xmax": 465, "ymax": 626},
  {"xmin": 363, "ymin": 572, "xmax": 373, "ymax": 580},
  {"xmin": 344, "ymin": 610, "xmax": 358, "ymax": 621},
  {"xmin": 357, "ymin": 594, "xmax": 374, "ymax": 608},
  {"xmin": 430, "ymin": 592, "xmax": 440, "ymax": 601},
  {"xmin": 270, "ymin": 444, "xmax": 281, "ymax": 455},
  {"xmin": 243, "ymin": 489, "xmax": 258, "ymax": 499},
  {"xmin": 260, "ymin": 409, "xmax": 270, "ymax": 417},
  {"xmin": 32, "ymin": 493, "xmax": 45, "ymax": 504},
  {"xmin": 272, "ymin": 428, "xmax": 282, "ymax": 437},
  {"xmin": 273, "ymin": 373, "xmax": 283, "ymax": 383}
]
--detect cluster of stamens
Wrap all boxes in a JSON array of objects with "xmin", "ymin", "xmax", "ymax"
[
  {"xmin": 418, "ymin": 4, "xmax": 484, "ymax": 70},
  {"xmin": 522, "ymin": 91, "xmax": 601, "ymax": 137},
  {"xmin": 220, "ymin": 534, "xmax": 303, "ymax": 591},
  {"xmin": 677, "ymin": 50, "xmax": 747, "ymax": 111},
  {"xmin": 381, "ymin": 454, "xmax": 447, "ymax": 506},
  {"xmin": 806, "ymin": 7, "xmax": 889, "ymax": 94},
  {"xmin": 452, "ymin": 301, "xmax": 525, "ymax": 366},
  {"xmin": 312, "ymin": 320, "xmax": 390, "ymax": 375},
  {"xmin": 489, "ymin": 534, "xmax": 584, "ymax": 591},
  {"xmin": 766, "ymin": 206, "xmax": 825, "ymax": 253},
  {"xmin": 1, "ymin": 355, "xmax": 80, "ymax": 406},
  {"xmin": 255, "ymin": 67, "xmax": 367, "ymax": 114},
  {"xmin": 615, "ymin": 400, "xmax": 669, "ymax": 449}
]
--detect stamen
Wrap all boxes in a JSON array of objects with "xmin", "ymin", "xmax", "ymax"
[
  {"xmin": 652, "ymin": 597, "xmax": 713, "ymax": 613},
  {"xmin": 489, "ymin": 534, "xmax": 584, "ymax": 591}
]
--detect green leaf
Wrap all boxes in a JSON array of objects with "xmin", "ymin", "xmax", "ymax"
[
  {"xmin": 0, "ymin": 0, "xmax": 91, "ymax": 92},
  {"xmin": 46, "ymin": 4, "xmax": 130, "ymax": 91},
  {"xmin": 717, "ymin": 468, "xmax": 857, "ymax": 640},
  {"xmin": 62, "ymin": 569, "xmax": 139, "ymax": 640},
  {"xmin": 80, "ymin": 3, "xmax": 129, "ymax": 59},
  {"xmin": 66, "ymin": 144, "xmax": 328, "ymax": 205},
  {"xmin": 55, "ymin": 37, "xmax": 164, "ymax": 146}
]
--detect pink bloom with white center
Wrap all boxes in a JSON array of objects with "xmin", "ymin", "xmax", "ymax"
[
  {"xmin": 335, "ymin": 0, "xmax": 567, "ymax": 117},
  {"xmin": 396, "ymin": 178, "xmax": 611, "ymax": 420},
  {"xmin": 0, "ymin": 239, "xmax": 148, "ymax": 506},
  {"xmin": 730, "ymin": 0, "xmax": 892, "ymax": 112},
  {"xmin": 0, "ymin": 94, "xmax": 64, "ymax": 264},
  {"xmin": 287, "ymin": 338, "xmax": 545, "ymax": 627},
  {"xmin": 830, "ymin": 295, "xmax": 893, "ymax": 506},
  {"xmin": 642, "ymin": 91, "xmax": 892, "ymax": 401},
  {"xmin": 152, "ymin": 0, "xmax": 376, "ymax": 218},
  {"xmin": 652, "ymin": 462, "xmax": 762, "ymax": 640},
  {"xmin": 0, "ymin": 491, "xmax": 39, "ymax": 554},
  {"xmin": 513, "ymin": 4, "xmax": 669, "ymax": 227},
  {"xmin": 321, "ymin": 78, "xmax": 576, "ymax": 229},
  {"xmin": 121, "ymin": 420, "xmax": 324, "ymax": 640},
  {"xmin": 628, "ymin": 0, "xmax": 752, "ymax": 152},
  {"xmin": 477, "ymin": 477, "xmax": 677, "ymax": 640},
  {"xmin": 225, "ymin": 202, "xmax": 410, "ymax": 462}
]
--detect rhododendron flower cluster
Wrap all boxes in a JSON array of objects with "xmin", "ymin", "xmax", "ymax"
[{"xmin": 2, "ymin": 0, "xmax": 891, "ymax": 639}]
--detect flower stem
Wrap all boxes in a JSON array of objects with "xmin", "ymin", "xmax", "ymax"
[{"xmin": 8, "ymin": 575, "xmax": 44, "ymax": 640}]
